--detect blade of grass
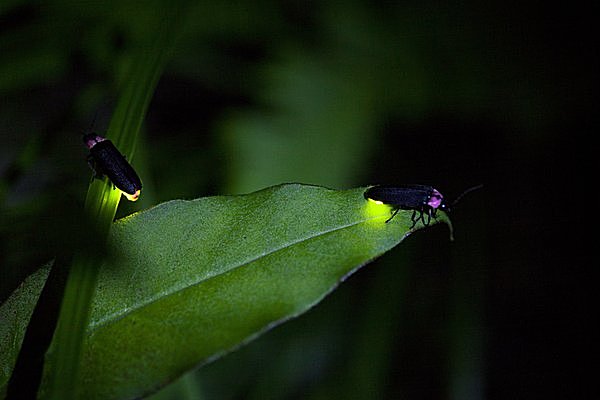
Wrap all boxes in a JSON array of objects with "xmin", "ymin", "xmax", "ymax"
[{"xmin": 41, "ymin": 7, "xmax": 184, "ymax": 399}]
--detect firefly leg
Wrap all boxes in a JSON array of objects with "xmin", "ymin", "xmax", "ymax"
[
  {"xmin": 423, "ymin": 209, "xmax": 431, "ymax": 226},
  {"xmin": 86, "ymin": 155, "xmax": 104, "ymax": 181},
  {"xmin": 409, "ymin": 210, "xmax": 420, "ymax": 229},
  {"xmin": 385, "ymin": 208, "xmax": 401, "ymax": 223}
]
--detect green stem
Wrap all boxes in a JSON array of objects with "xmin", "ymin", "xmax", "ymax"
[
  {"xmin": 43, "ymin": 186, "xmax": 120, "ymax": 399},
  {"xmin": 42, "ymin": 6, "xmax": 183, "ymax": 398}
]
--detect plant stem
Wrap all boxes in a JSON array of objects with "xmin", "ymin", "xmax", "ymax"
[{"xmin": 42, "ymin": 5, "xmax": 183, "ymax": 397}]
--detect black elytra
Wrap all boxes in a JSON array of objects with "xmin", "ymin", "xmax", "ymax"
[{"xmin": 83, "ymin": 133, "xmax": 142, "ymax": 201}]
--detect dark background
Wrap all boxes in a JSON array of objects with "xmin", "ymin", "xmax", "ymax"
[{"xmin": 0, "ymin": 1, "xmax": 593, "ymax": 399}]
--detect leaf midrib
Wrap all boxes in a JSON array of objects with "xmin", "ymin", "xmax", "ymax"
[{"xmin": 88, "ymin": 213, "xmax": 388, "ymax": 332}]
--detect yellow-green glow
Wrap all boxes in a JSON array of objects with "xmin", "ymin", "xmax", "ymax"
[
  {"xmin": 363, "ymin": 196, "xmax": 392, "ymax": 222},
  {"xmin": 367, "ymin": 198, "xmax": 384, "ymax": 205},
  {"xmin": 123, "ymin": 189, "xmax": 141, "ymax": 202}
]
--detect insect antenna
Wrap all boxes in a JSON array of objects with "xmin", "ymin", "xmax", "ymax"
[
  {"xmin": 82, "ymin": 101, "xmax": 112, "ymax": 137},
  {"xmin": 451, "ymin": 184, "xmax": 483, "ymax": 207}
]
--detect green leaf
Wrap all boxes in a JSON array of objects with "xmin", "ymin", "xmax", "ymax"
[
  {"xmin": 0, "ymin": 265, "xmax": 51, "ymax": 399},
  {"xmin": 1, "ymin": 184, "xmax": 451, "ymax": 399}
]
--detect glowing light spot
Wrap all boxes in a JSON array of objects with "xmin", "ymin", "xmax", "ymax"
[
  {"xmin": 123, "ymin": 189, "xmax": 141, "ymax": 202},
  {"xmin": 364, "ymin": 196, "xmax": 391, "ymax": 222},
  {"xmin": 368, "ymin": 198, "xmax": 384, "ymax": 205}
]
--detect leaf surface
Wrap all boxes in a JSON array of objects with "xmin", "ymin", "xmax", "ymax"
[{"xmin": 1, "ymin": 184, "xmax": 450, "ymax": 399}]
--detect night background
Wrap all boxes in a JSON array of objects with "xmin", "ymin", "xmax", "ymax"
[{"xmin": 0, "ymin": 1, "xmax": 593, "ymax": 399}]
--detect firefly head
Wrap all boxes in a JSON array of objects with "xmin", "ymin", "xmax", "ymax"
[
  {"xmin": 82, "ymin": 133, "xmax": 107, "ymax": 150},
  {"xmin": 427, "ymin": 188, "xmax": 445, "ymax": 210},
  {"xmin": 439, "ymin": 200, "xmax": 450, "ymax": 213}
]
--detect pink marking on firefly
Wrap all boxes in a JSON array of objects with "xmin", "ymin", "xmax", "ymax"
[
  {"xmin": 84, "ymin": 134, "xmax": 107, "ymax": 149},
  {"xmin": 427, "ymin": 189, "xmax": 443, "ymax": 209}
]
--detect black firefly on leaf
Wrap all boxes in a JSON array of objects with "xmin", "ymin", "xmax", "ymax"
[
  {"xmin": 364, "ymin": 184, "xmax": 482, "ymax": 228},
  {"xmin": 83, "ymin": 133, "xmax": 142, "ymax": 201}
]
